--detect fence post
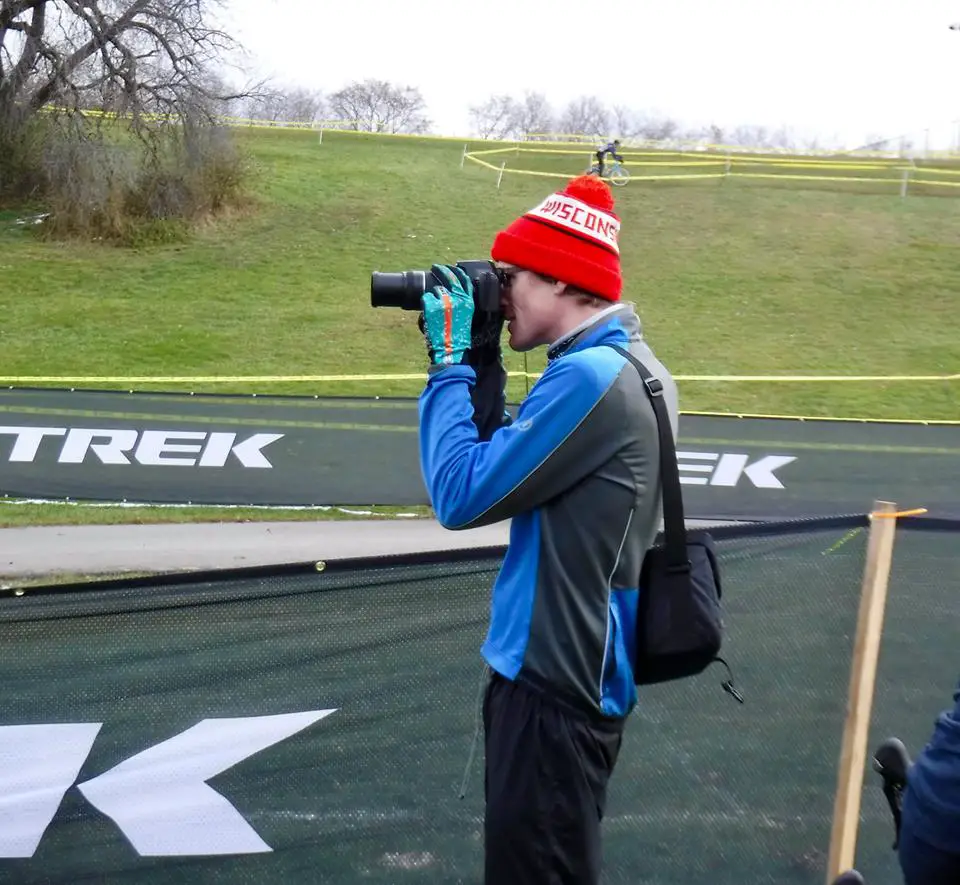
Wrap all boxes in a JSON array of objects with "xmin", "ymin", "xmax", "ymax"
[
  {"xmin": 460, "ymin": 144, "xmax": 467, "ymax": 169},
  {"xmin": 318, "ymin": 124, "xmax": 324, "ymax": 146},
  {"xmin": 900, "ymin": 168, "xmax": 910, "ymax": 199},
  {"xmin": 496, "ymin": 161, "xmax": 506, "ymax": 190},
  {"xmin": 825, "ymin": 499, "xmax": 899, "ymax": 883}
]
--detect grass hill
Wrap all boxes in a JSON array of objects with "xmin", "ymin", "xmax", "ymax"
[
  {"xmin": 1, "ymin": 128, "xmax": 956, "ymax": 525},
  {"xmin": 3, "ymin": 127, "xmax": 957, "ymax": 417}
]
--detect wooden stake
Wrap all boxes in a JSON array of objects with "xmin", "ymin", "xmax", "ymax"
[{"xmin": 826, "ymin": 499, "xmax": 898, "ymax": 882}]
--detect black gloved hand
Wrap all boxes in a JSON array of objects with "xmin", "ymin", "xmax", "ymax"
[
  {"xmin": 419, "ymin": 304, "xmax": 507, "ymax": 441},
  {"xmin": 465, "ymin": 311, "xmax": 507, "ymax": 441},
  {"xmin": 418, "ymin": 264, "xmax": 475, "ymax": 366},
  {"xmin": 418, "ymin": 309, "xmax": 504, "ymax": 367},
  {"xmin": 465, "ymin": 310, "xmax": 505, "ymax": 367}
]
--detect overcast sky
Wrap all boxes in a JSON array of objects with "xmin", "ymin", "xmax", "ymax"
[{"xmin": 219, "ymin": 0, "xmax": 960, "ymax": 148}]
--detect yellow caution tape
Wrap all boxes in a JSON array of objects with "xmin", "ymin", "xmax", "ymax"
[
  {"xmin": 2, "ymin": 385, "xmax": 956, "ymax": 427},
  {"xmin": 467, "ymin": 146, "xmax": 518, "ymax": 157},
  {"xmin": 675, "ymin": 373, "xmax": 960, "ymax": 381},
  {"xmin": 729, "ymin": 172, "xmax": 907, "ymax": 185},
  {"xmin": 910, "ymin": 167, "xmax": 960, "ymax": 176},
  {"xmin": 679, "ymin": 409, "xmax": 960, "ymax": 425},
  {"xmin": 870, "ymin": 508, "xmax": 928, "ymax": 519},
  {"xmin": 465, "ymin": 156, "xmax": 506, "ymax": 172},
  {"xmin": 911, "ymin": 178, "xmax": 960, "ymax": 188},
  {"xmin": 0, "ymin": 374, "xmax": 432, "ymax": 383},
  {"xmin": 466, "ymin": 155, "xmax": 960, "ymax": 190},
  {"xmin": 470, "ymin": 150, "xmax": 909, "ymax": 171},
  {"xmin": 2, "ymin": 373, "xmax": 957, "ymax": 384}
]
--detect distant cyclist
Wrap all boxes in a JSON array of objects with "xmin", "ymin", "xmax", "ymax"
[{"xmin": 594, "ymin": 139, "xmax": 624, "ymax": 178}]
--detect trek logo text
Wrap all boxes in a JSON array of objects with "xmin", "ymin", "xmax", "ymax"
[
  {"xmin": 0, "ymin": 426, "xmax": 284, "ymax": 468},
  {"xmin": 0, "ymin": 427, "xmax": 798, "ymax": 489},
  {"xmin": 677, "ymin": 452, "xmax": 796, "ymax": 489}
]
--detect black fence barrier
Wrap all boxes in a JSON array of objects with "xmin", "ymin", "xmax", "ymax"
[{"xmin": 1, "ymin": 515, "xmax": 956, "ymax": 883}]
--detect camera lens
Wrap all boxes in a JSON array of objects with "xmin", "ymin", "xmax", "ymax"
[{"xmin": 370, "ymin": 270, "xmax": 432, "ymax": 310}]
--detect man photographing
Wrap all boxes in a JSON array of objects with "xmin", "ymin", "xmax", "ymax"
[{"xmin": 417, "ymin": 174, "xmax": 678, "ymax": 884}]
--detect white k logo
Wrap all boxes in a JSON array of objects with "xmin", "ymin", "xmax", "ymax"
[
  {"xmin": 0, "ymin": 710, "xmax": 336, "ymax": 858},
  {"xmin": 677, "ymin": 452, "xmax": 797, "ymax": 489}
]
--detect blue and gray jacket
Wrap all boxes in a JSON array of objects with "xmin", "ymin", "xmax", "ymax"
[
  {"xmin": 419, "ymin": 304, "xmax": 678, "ymax": 719},
  {"xmin": 902, "ymin": 677, "xmax": 960, "ymax": 855}
]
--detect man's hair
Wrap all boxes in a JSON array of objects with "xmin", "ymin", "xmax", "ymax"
[
  {"xmin": 563, "ymin": 286, "xmax": 608, "ymax": 308},
  {"xmin": 531, "ymin": 272, "xmax": 609, "ymax": 308}
]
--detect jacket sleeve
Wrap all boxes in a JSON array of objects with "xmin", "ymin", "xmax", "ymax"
[
  {"xmin": 466, "ymin": 347, "xmax": 509, "ymax": 442},
  {"xmin": 418, "ymin": 350, "xmax": 627, "ymax": 529}
]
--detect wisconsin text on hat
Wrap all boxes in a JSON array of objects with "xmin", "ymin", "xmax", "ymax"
[{"xmin": 525, "ymin": 194, "xmax": 620, "ymax": 254}]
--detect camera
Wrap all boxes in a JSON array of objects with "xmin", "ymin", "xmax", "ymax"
[{"xmin": 370, "ymin": 259, "xmax": 503, "ymax": 316}]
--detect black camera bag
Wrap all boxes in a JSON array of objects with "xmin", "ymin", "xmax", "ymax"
[{"xmin": 607, "ymin": 344, "xmax": 725, "ymax": 686}]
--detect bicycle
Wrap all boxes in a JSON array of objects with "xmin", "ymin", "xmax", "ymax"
[{"xmin": 586, "ymin": 160, "xmax": 630, "ymax": 187}]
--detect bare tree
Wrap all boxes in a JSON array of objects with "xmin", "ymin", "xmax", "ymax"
[
  {"xmin": 635, "ymin": 113, "xmax": 679, "ymax": 141},
  {"xmin": 610, "ymin": 104, "xmax": 641, "ymax": 139},
  {"xmin": 241, "ymin": 85, "xmax": 326, "ymax": 124},
  {"xmin": 557, "ymin": 95, "xmax": 608, "ymax": 138},
  {"xmin": 730, "ymin": 124, "xmax": 770, "ymax": 149},
  {"xmin": 858, "ymin": 132, "xmax": 890, "ymax": 154},
  {"xmin": 762, "ymin": 125, "xmax": 796, "ymax": 151},
  {"xmin": 283, "ymin": 87, "xmax": 326, "ymax": 124},
  {"xmin": 706, "ymin": 123, "xmax": 725, "ymax": 145},
  {"xmin": 511, "ymin": 91, "xmax": 553, "ymax": 140},
  {"xmin": 329, "ymin": 79, "xmax": 429, "ymax": 134},
  {"xmin": 0, "ymin": 1, "xmax": 259, "ymax": 234},
  {"xmin": 468, "ymin": 93, "xmax": 517, "ymax": 139},
  {"xmin": 0, "ymin": 0, "xmax": 253, "ymax": 123}
]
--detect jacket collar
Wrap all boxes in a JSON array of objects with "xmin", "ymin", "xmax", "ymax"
[{"xmin": 546, "ymin": 303, "xmax": 642, "ymax": 361}]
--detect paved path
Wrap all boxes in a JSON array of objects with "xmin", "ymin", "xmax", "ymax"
[
  {"xmin": 0, "ymin": 519, "xmax": 511, "ymax": 577},
  {"xmin": 0, "ymin": 518, "xmax": 740, "ymax": 578}
]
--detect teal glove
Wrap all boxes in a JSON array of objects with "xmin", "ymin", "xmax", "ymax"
[{"xmin": 420, "ymin": 264, "xmax": 475, "ymax": 366}]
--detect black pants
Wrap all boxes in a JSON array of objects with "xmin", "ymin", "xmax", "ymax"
[
  {"xmin": 483, "ymin": 672, "xmax": 625, "ymax": 885},
  {"xmin": 595, "ymin": 151, "xmax": 605, "ymax": 177}
]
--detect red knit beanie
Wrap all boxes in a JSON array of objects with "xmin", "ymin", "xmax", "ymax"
[{"xmin": 490, "ymin": 174, "xmax": 622, "ymax": 301}]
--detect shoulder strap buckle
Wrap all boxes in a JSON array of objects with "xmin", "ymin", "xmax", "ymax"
[{"xmin": 643, "ymin": 377, "xmax": 664, "ymax": 397}]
